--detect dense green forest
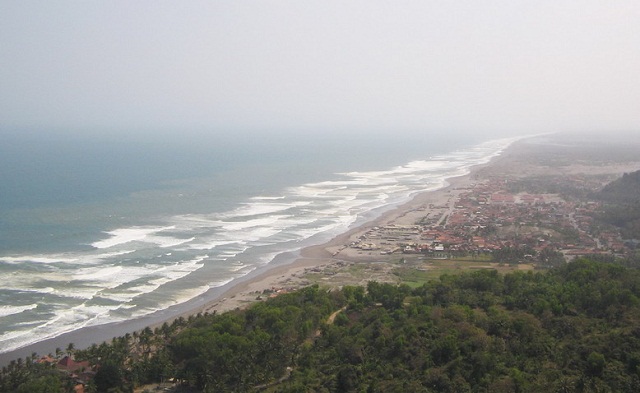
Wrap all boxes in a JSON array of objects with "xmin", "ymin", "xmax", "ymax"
[
  {"xmin": 595, "ymin": 170, "xmax": 640, "ymax": 241},
  {"xmin": 597, "ymin": 171, "xmax": 640, "ymax": 205},
  {"xmin": 3, "ymin": 259, "xmax": 640, "ymax": 392}
]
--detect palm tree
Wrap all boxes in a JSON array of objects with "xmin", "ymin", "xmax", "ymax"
[
  {"xmin": 140, "ymin": 327, "xmax": 153, "ymax": 356},
  {"xmin": 66, "ymin": 342, "xmax": 75, "ymax": 358}
]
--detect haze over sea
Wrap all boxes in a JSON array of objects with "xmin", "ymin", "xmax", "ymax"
[{"xmin": 0, "ymin": 130, "xmax": 517, "ymax": 354}]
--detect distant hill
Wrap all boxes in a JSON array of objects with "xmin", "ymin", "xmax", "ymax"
[
  {"xmin": 597, "ymin": 170, "xmax": 640, "ymax": 205},
  {"xmin": 596, "ymin": 170, "xmax": 640, "ymax": 240}
]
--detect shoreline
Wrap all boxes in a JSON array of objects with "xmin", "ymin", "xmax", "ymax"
[{"xmin": 0, "ymin": 141, "xmax": 515, "ymax": 365}]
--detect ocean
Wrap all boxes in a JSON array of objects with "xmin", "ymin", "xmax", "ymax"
[{"xmin": 0, "ymin": 130, "xmax": 518, "ymax": 354}]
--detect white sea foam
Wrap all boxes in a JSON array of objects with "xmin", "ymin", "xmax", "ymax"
[
  {"xmin": 187, "ymin": 239, "xmax": 242, "ymax": 250},
  {"xmin": 91, "ymin": 226, "xmax": 176, "ymax": 249},
  {"xmin": 0, "ymin": 330, "xmax": 34, "ymax": 353},
  {"xmin": 217, "ymin": 215, "xmax": 291, "ymax": 231},
  {"xmin": 305, "ymin": 179, "xmax": 360, "ymax": 188},
  {"xmin": 0, "ymin": 302, "xmax": 123, "ymax": 354},
  {"xmin": 91, "ymin": 250, "xmax": 137, "ymax": 259},
  {"xmin": 45, "ymin": 302, "xmax": 121, "ymax": 331},
  {"xmin": 287, "ymin": 226, "xmax": 331, "ymax": 242},
  {"xmin": 0, "ymin": 250, "xmax": 137, "ymax": 268},
  {"xmin": 99, "ymin": 259, "xmax": 207, "ymax": 304},
  {"xmin": 73, "ymin": 265, "xmax": 125, "ymax": 282},
  {"xmin": 2, "ymin": 286, "xmax": 55, "ymax": 295},
  {"xmin": 291, "ymin": 185, "xmax": 335, "ymax": 198},
  {"xmin": 169, "ymin": 214, "xmax": 220, "ymax": 228},
  {"xmin": 132, "ymin": 284, "xmax": 212, "ymax": 318},
  {"xmin": 250, "ymin": 195, "xmax": 286, "ymax": 200},
  {"xmin": 13, "ymin": 319, "xmax": 50, "ymax": 328},
  {"xmin": 0, "ymin": 135, "xmax": 521, "ymax": 355},
  {"xmin": 0, "ymin": 255, "xmax": 79, "ymax": 264},
  {"xmin": 147, "ymin": 236, "xmax": 195, "ymax": 248},
  {"xmin": 209, "ymin": 277, "xmax": 236, "ymax": 288},
  {"xmin": 224, "ymin": 201, "xmax": 309, "ymax": 218},
  {"xmin": 242, "ymin": 227, "xmax": 283, "ymax": 242},
  {"xmin": 229, "ymin": 262, "xmax": 246, "ymax": 272},
  {"xmin": 0, "ymin": 304, "xmax": 38, "ymax": 318},
  {"xmin": 98, "ymin": 270, "xmax": 196, "ymax": 304},
  {"xmin": 69, "ymin": 255, "xmax": 208, "ymax": 303}
]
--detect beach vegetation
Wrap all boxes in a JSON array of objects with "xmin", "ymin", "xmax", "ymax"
[{"xmin": 3, "ymin": 259, "xmax": 640, "ymax": 392}]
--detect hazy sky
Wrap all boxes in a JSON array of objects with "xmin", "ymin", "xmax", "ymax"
[{"xmin": 1, "ymin": 1, "xmax": 639, "ymax": 136}]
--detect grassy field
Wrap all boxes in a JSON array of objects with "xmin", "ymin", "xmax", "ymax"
[
  {"xmin": 302, "ymin": 254, "xmax": 536, "ymax": 290},
  {"xmin": 394, "ymin": 258, "xmax": 535, "ymax": 287}
]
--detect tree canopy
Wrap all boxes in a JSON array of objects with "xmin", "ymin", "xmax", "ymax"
[{"xmin": 3, "ymin": 260, "xmax": 640, "ymax": 392}]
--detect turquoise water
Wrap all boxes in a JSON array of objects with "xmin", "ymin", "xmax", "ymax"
[{"xmin": 0, "ymin": 129, "xmax": 516, "ymax": 353}]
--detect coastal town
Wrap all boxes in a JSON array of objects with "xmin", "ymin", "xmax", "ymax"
[
  {"xmin": 22, "ymin": 159, "xmax": 640, "ymax": 393},
  {"xmin": 259, "ymin": 139, "xmax": 640, "ymax": 302},
  {"xmin": 3, "ymin": 140, "xmax": 640, "ymax": 393},
  {"xmin": 337, "ymin": 175, "xmax": 630, "ymax": 266}
]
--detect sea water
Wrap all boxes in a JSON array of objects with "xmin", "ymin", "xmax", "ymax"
[{"xmin": 0, "ymin": 130, "xmax": 519, "ymax": 354}]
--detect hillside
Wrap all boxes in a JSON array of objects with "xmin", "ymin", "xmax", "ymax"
[
  {"xmin": 596, "ymin": 170, "xmax": 640, "ymax": 241},
  {"xmin": 597, "ymin": 170, "xmax": 640, "ymax": 205}
]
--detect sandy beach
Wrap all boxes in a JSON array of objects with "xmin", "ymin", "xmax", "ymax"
[
  {"xmin": 139, "ymin": 135, "xmax": 640, "ymax": 319},
  {"xmin": 0, "ymin": 147, "xmax": 487, "ymax": 365},
  {"xmin": 0, "ymin": 141, "xmax": 509, "ymax": 365},
  {"xmin": 192, "ymin": 151, "xmax": 490, "ymax": 315},
  {"xmin": 4, "ymin": 136, "xmax": 635, "ymax": 366}
]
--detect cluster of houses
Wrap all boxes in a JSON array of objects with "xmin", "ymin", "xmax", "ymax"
[
  {"xmin": 36, "ymin": 355, "xmax": 92, "ymax": 393},
  {"xmin": 349, "ymin": 177, "xmax": 629, "ymax": 263}
]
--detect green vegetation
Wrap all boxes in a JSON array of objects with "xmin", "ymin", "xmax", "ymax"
[
  {"xmin": 595, "ymin": 170, "xmax": 640, "ymax": 240},
  {"xmin": 394, "ymin": 259, "xmax": 528, "ymax": 288},
  {"xmin": 3, "ymin": 259, "xmax": 640, "ymax": 392},
  {"xmin": 597, "ymin": 171, "xmax": 640, "ymax": 206},
  {"xmin": 505, "ymin": 175, "xmax": 594, "ymax": 200},
  {"xmin": 281, "ymin": 261, "xmax": 640, "ymax": 392}
]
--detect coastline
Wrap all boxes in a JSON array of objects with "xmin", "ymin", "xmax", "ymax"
[
  {"xmin": 0, "ymin": 140, "xmax": 516, "ymax": 365},
  {"xmin": 168, "ymin": 140, "xmax": 520, "ymax": 318}
]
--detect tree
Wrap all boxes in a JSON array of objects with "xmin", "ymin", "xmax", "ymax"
[
  {"xmin": 93, "ymin": 361, "xmax": 124, "ymax": 393},
  {"xmin": 66, "ymin": 343, "xmax": 75, "ymax": 358},
  {"xmin": 586, "ymin": 351, "xmax": 605, "ymax": 377}
]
